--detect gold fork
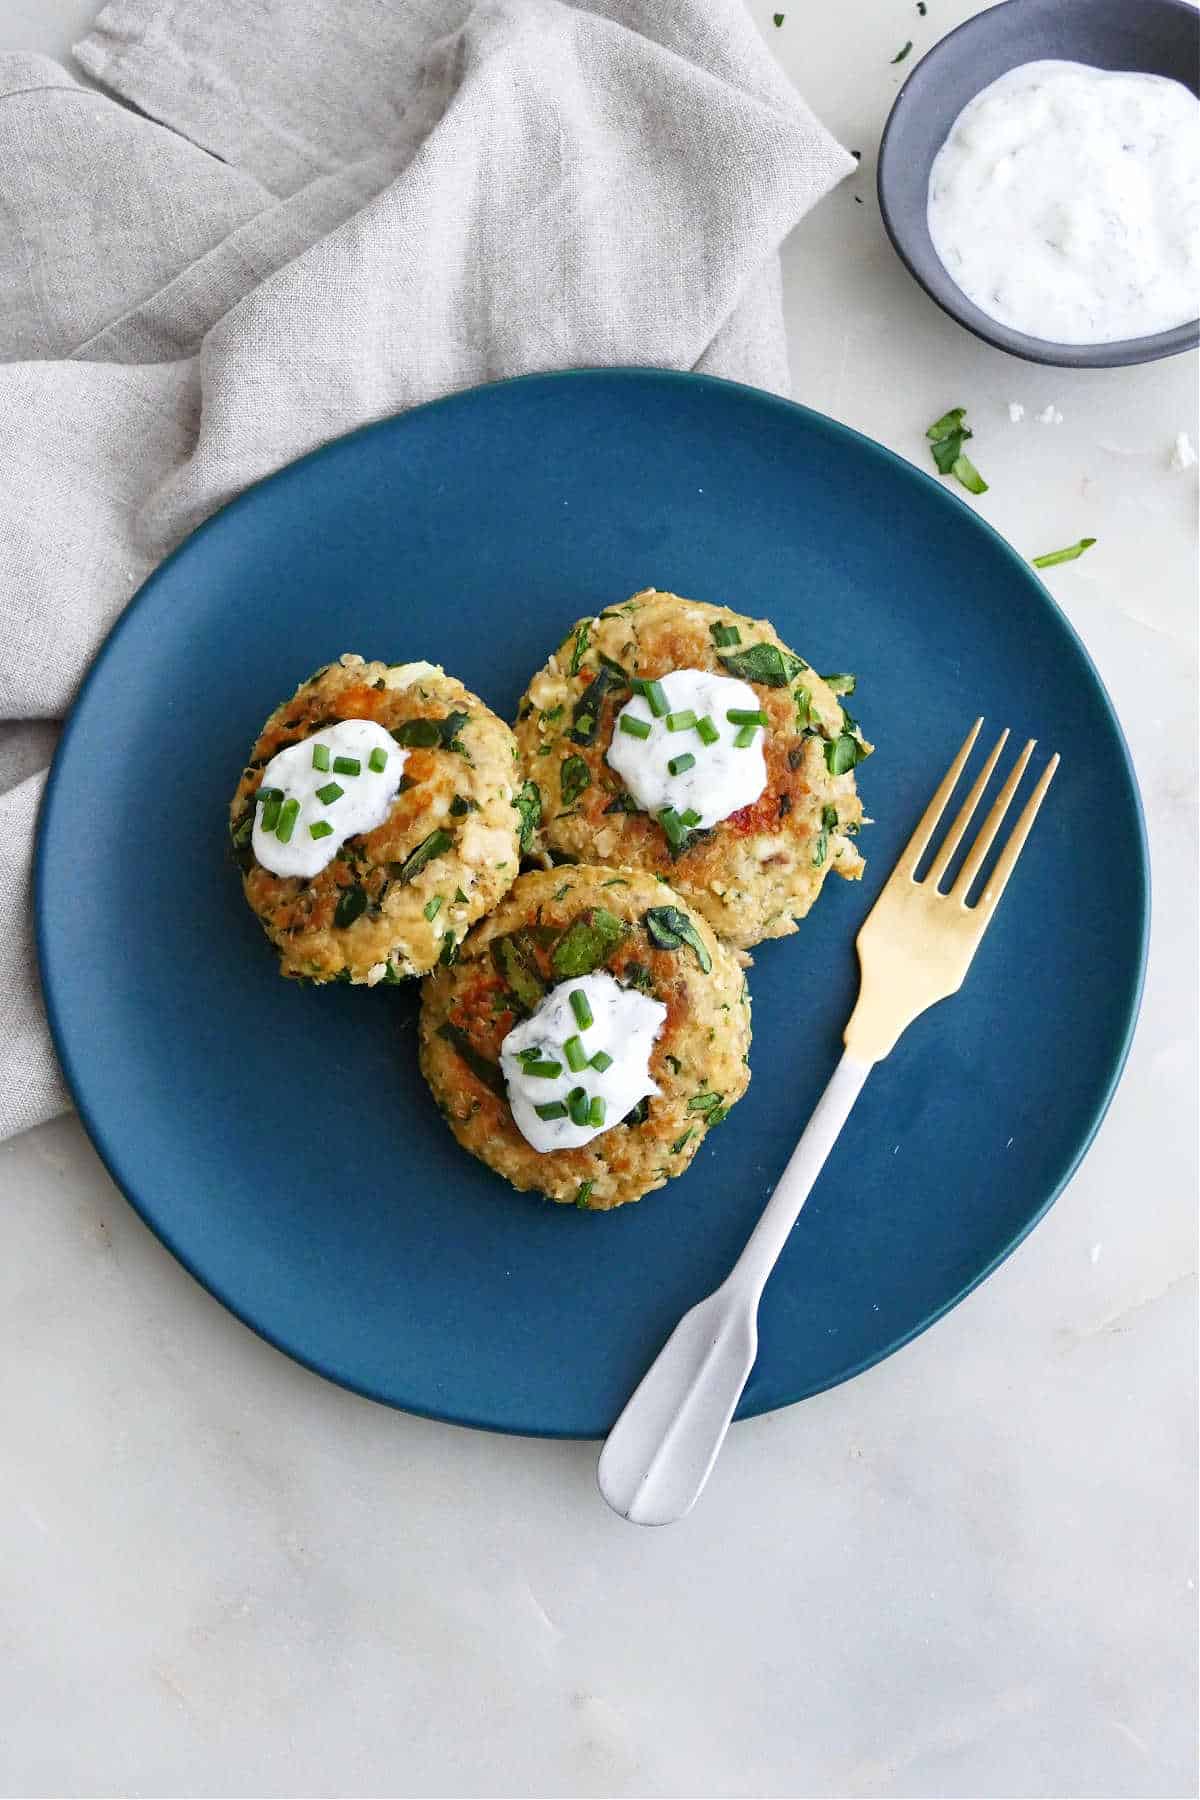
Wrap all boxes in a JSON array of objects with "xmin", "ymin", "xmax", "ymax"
[{"xmin": 599, "ymin": 720, "xmax": 1059, "ymax": 1526}]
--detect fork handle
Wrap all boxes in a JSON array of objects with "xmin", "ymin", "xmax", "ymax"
[{"xmin": 731, "ymin": 1050, "xmax": 873, "ymax": 1299}]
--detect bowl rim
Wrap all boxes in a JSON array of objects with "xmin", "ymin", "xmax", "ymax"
[{"xmin": 876, "ymin": 0, "xmax": 1200, "ymax": 369}]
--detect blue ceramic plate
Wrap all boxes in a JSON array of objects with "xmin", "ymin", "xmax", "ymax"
[{"xmin": 36, "ymin": 371, "xmax": 1147, "ymax": 1438}]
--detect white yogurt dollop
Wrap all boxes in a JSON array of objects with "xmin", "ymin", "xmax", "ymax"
[
  {"xmin": 928, "ymin": 61, "xmax": 1200, "ymax": 345},
  {"xmin": 606, "ymin": 668, "xmax": 767, "ymax": 830},
  {"xmin": 501, "ymin": 970, "xmax": 667, "ymax": 1153},
  {"xmin": 252, "ymin": 719, "xmax": 407, "ymax": 879}
]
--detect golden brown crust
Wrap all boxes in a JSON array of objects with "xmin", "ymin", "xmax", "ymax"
[
  {"xmin": 230, "ymin": 655, "xmax": 522, "ymax": 982},
  {"xmin": 418, "ymin": 866, "xmax": 751, "ymax": 1210},
  {"xmin": 512, "ymin": 590, "xmax": 871, "ymax": 950}
]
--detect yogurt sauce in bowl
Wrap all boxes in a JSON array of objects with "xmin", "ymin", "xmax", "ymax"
[{"xmin": 927, "ymin": 60, "xmax": 1200, "ymax": 346}]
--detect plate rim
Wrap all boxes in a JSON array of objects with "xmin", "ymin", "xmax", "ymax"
[{"xmin": 34, "ymin": 366, "xmax": 1151, "ymax": 1438}]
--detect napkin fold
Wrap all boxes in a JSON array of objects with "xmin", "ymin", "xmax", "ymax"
[{"xmin": 0, "ymin": 0, "xmax": 852, "ymax": 1142}]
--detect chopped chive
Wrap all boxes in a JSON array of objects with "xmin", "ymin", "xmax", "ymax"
[
  {"xmin": 680, "ymin": 807, "xmax": 701, "ymax": 828},
  {"xmin": 255, "ymin": 787, "xmax": 283, "ymax": 804},
  {"xmin": 332, "ymin": 756, "xmax": 361, "ymax": 776},
  {"xmin": 575, "ymin": 1180, "xmax": 594, "ymax": 1208},
  {"xmin": 311, "ymin": 744, "xmax": 331, "ymax": 772},
  {"xmin": 567, "ymin": 1086, "xmax": 590, "ymax": 1126},
  {"xmin": 423, "ymin": 895, "xmax": 443, "ymax": 920},
  {"xmin": 733, "ymin": 723, "xmax": 758, "ymax": 748},
  {"xmin": 453, "ymin": 887, "xmax": 469, "ymax": 904},
  {"xmin": 821, "ymin": 674, "xmax": 856, "ymax": 696},
  {"xmin": 275, "ymin": 798, "xmax": 300, "ymax": 843},
  {"xmin": 569, "ymin": 989, "xmax": 594, "ymax": 1030},
  {"xmin": 535, "ymin": 1101, "xmax": 568, "ymax": 1121},
  {"xmin": 564, "ymin": 1035, "xmax": 589, "ymax": 1072},
  {"xmin": 260, "ymin": 794, "xmax": 283, "ymax": 833},
  {"xmin": 658, "ymin": 806, "xmax": 687, "ymax": 852},
  {"xmin": 588, "ymin": 1096, "xmax": 606, "ymax": 1127},
  {"xmin": 671, "ymin": 1129, "xmax": 694, "ymax": 1155},
  {"xmin": 665, "ymin": 710, "xmax": 697, "ymax": 732},
  {"xmin": 637, "ymin": 679, "xmax": 669, "ymax": 717},
  {"xmin": 1032, "ymin": 537, "xmax": 1097, "ymax": 569},
  {"xmin": 710, "ymin": 622, "xmax": 741, "ymax": 647},
  {"xmin": 619, "ymin": 714, "xmax": 652, "ymax": 739},
  {"xmin": 695, "ymin": 715, "xmax": 719, "ymax": 745},
  {"xmin": 726, "ymin": 708, "xmax": 769, "ymax": 726},
  {"xmin": 668, "ymin": 751, "xmax": 696, "ymax": 777},
  {"xmin": 822, "ymin": 805, "xmax": 839, "ymax": 830},
  {"xmin": 516, "ymin": 1046, "xmax": 542, "ymax": 1064},
  {"xmin": 523, "ymin": 1059, "xmax": 563, "ymax": 1079},
  {"xmin": 316, "ymin": 781, "xmax": 343, "ymax": 806},
  {"xmin": 308, "ymin": 819, "xmax": 334, "ymax": 840},
  {"xmin": 589, "ymin": 1049, "xmax": 613, "ymax": 1072},
  {"xmin": 368, "ymin": 746, "xmax": 388, "ymax": 772}
]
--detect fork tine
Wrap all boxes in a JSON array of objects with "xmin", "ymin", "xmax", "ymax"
[
  {"xmin": 973, "ymin": 754, "xmax": 1060, "ymax": 921},
  {"xmin": 895, "ymin": 717, "xmax": 983, "ymax": 877},
  {"xmin": 925, "ymin": 728, "xmax": 1010, "ymax": 888},
  {"xmin": 950, "ymin": 738, "xmax": 1036, "ymax": 903}
]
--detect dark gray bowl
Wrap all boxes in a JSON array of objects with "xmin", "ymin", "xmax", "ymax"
[{"xmin": 877, "ymin": 0, "xmax": 1200, "ymax": 367}]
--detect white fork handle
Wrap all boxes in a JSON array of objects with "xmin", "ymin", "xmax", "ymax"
[{"xmin": 598, "ymin": 1050, "xmax": 872, "ymax": 1525}]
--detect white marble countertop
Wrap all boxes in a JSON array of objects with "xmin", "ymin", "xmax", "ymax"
[{"xmin": 1, "ymin": 3, "xmax": 1195, "ymax": 1795}]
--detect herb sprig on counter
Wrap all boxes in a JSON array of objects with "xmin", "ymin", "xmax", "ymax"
[
  {"xmin": 1032, "ymin": 537, "xmax": 1096, "ymax": 569},
  {"xmin": 926, "ymin": 407, "xmax": 988, "ymax": 495}
]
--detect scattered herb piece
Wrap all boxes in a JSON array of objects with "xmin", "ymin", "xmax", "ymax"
[
  {"xmin": 391, "ymin": 711, "xmax": 468, "ymax": 751},
  {"xmin": 588, "ymin": 1096, "xmax": 606, "ymax": 1127},
  {"xmin": 575, "ymin": 1180, "xmax": 594, "ymax": 1208},
  {"xmin": 1032, "ymin": 537, "xmax": 1097, "ymax": 569},
  {"xmin": 892, "ymin": 39, "xmax": 912, "ymax": 62},
  {"xmin": 567, "ymin": 1086, "xmax": 590, "ymax": 1126},
  {"xmin": 688, "ymin": 1092, "xmax": 724, "ymax": 1115},
  {"xmin": 571, "ymin": 666, "xmax": 621, "ymax": 744},
  {"xmin": 454, "ymin": 887, "xmax": 469, "ymax": 903},
  {"xmin": 601, "ymin": 877, "xmax": 629, "ymax": 887},
  {"xmin": 512, "ymin": 779, "xmax": 541, "ymax": 853},
  {"xmin": 710, "ymin": 622, "xmax": 742, "ymax": 647},
  {"xmin": 620, "ymin": 962, "xmax": 655, "ymax": 995},
  {"xmin": 567, "ymin": 619, "xmax": 591, "ymax": 675},
  {"xmin": 424, "ymin": 895, "xmax": 443, "ymax": 921},
  {"xmin": 668, "ymin": 751, "xmax": 696, "ymax": 777},
  {"xmin": 564, "ymin": 1035, "xmax": 589, "ymax": 1073},
  {"xmin": 603, "ymin": 791, "xmax": 642, "ymax": 815},
  {"xmin": 825, "ymin": 735, "xmax": 867, "ymax": 777},
  {"xmin": 590, "ymin": 1049, "xmax": 613, "ymax": 1072},
  {"xmin": 926, "ymin": 406, "xmax": 989, "ymax": 494},
  {"xmin": 491, "ymin": 935, "xmax": 546, "ymax": 1013},
  {"xmin": 813, "ymin": 830, "xmax": 828, "ymax": 868},
  {"xmin": 559, "ymin": 755, "xmax": 591, "ymax": 808},
  {"xmin": 620, "ymin": 714, "xmax": 651, "ymax": 740},
  {"xmin": 632, "ymin": 677, "xmax": 668, "ymax": 717},
  {"xmin": 727, "ymin": 707, "xmax": 769, "ymax": 727},
  {"xmin": 332, "ymin": 756, "xmax": 361, "ymax": 777},
  {"xmin": 917, "ymin": 1, "xmax": 926, "ymax": 14},
  {"xmin": 437, "ymin": 1022, "xmax": 506, "ymax": 1098},
  {"xmin": 644, "ymin": 906, "xmax": 713, "ymax": 974},
  {"xmin": 680, "ymin": 807, "xmax": 701, "ymax": 827},
  {"xmin": 448, "ymin": 794, "xmax": 478, "ymax": 816},
  {"xmin": 773, "ymin": 11, "xmax": 784, "ymax": 25},
  {"xmin": 260, "ymin": 794, "xmax": 283, "ymax": 834},
  {"xmin": 570, "ymin": 989, "xmax": 594, "ymax": 1030},
  {"xmin": 822, "ymin": 805, "xmax": 839, "ymax": 830},
  {"xmin": 536, "ymin": 1101, "xmax": 568, "ymax": 1121},
  {"xmin": 368, "ymin": 747, "xmax": 388, "ymax": 772},
  {"xmin": 523, "ymin": 1059, "xmax": 563, "ymax": 1079},
  {"xmin": 275, "ymin": 798, "xmax": 300, "ymax": 843},
  {"xmin": 623, "ymin": 1096, "xmax": 650, "ymax": 1125},
  {"xmin": 695, "ymin": 715, "xmax": 719, "ymax": 746},
  {"xmin": 550, "ymin": 908, "xmax": 628, "ymax": 978},
  {"xmin": 395, "ymin": 828, "xmax": 453, "ymax": 883},
  {"xmin": 657, "ymin": 806, "xmax": 689, "ymax": 853},
  {"xmin": 316, "ymin": 781, "xmax": 343, "ymax": 806},
  {"xmin": 718, "ymin": 642, "xmax": 805, "ymax": 687},
  {"xmin": 733, "ymin": 723, "xmax": 758, "ymax": 748},
  {"xmin": 671, "ymin": 1129, "xmax": 694, "ymax": 1155},
  {"xmin": 311, "ymin": 744, "xmax": 331, "ymax": 772},
  {"xmin": 821, "ymin": 673, "xmax": 856, "ymax": 696},
  {"xmin": 665, "ymin": 709, "xmax": 697, "ymax": 733},
  {"xmin": 334, "ymin": 884, "xmax": 368, "ymax": 928},
  {"xmin": 309, "ymin": 820, "xmax": 333, "ymax": 841},
  {"xmin": 438, "ymin": 933, "xmax": 459, "ymax": 967}
]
